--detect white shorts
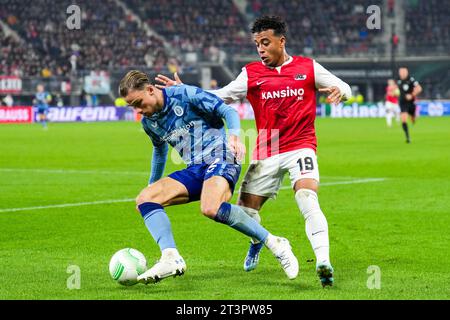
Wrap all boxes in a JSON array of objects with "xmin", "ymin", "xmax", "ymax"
[
  {"xmin": 385, "ymin": 101, "xmax": 399, "ymax": 112},
  {"xmin": 239, "ymin": 148, "xmax": 320, "ymax": 199}
]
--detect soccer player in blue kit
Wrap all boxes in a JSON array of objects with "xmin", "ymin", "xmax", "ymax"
[
  {"xmin": 118, "ymin": 70, "xmax": 298, "ymax": 284},
  {"xmin": 34, "ymin": 84, "xmax": 51, "ymax": 129}
]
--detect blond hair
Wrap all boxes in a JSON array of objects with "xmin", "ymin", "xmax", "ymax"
[{"xmin": 118, "ymin": 70, "xmax": 150, "ymax": 97}]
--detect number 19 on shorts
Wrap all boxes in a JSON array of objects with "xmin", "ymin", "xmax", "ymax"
[{"xmin": 297, "ymin": 156, "xmax": 314, "ymax": 172}]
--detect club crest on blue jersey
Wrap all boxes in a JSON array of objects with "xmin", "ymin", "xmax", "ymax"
[{"xmin": 174, "ymin": 105, "xmax": 184, "ymax": 117}]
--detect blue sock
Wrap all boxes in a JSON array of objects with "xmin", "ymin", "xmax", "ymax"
[
  {"xmin": 138, "ymin": 202, "xmax": 176, "ymax": 251},
  {"xmin": 214, "ymin": 203, "xmax": 269, "ymax": 243}
]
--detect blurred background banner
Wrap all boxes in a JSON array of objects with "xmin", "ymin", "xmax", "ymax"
[
  {"xmin": 0, "ymin": 106, "xmax": 32, "ymax": 123},
  {"xmin": 31, "ymin": 106, "xmax": 135, "ymax": 122},
  {"xmin": 0, "ymin": 76, "xmax": 22, "ymax": 94},
  {"xmin": 322, "ymin": 101, "xmax": 450, "ymax": 118}
]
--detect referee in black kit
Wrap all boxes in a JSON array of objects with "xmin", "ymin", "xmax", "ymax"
[{"xmin": 397, "ymin": 67, "xmax": 422, "ymax": 143}]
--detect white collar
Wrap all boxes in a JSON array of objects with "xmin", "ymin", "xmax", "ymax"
[{"xmin": 263, "ymin": 55, "xmax": 293, "ymax": 73}]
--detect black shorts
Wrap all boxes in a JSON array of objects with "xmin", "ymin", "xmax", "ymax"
[{"xmin": 400, "ymin": 102, "xmax": 416, "ymax": 116}]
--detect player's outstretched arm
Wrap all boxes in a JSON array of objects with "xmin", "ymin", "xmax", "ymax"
[
  {"xmin": 314, "ymin": 60, "xmax": 352, "ymax": 104},
  {"xmin": 155, "ymin": 73, "xmax": 182, "ymax": 89},
  {"xmin": 148, "ymin": 142, "xmax": 168, "ymax": 185},
  {"xmin": 156, "ymin": 69, "xmax": 248, "ymax": 105},
  {"xmin": 216, "ymin": 103, "xmax": 246, "ymax": 161},
  {"xmin": 188, "ymin": 85, "xmax": 246, "ymax": 161}
]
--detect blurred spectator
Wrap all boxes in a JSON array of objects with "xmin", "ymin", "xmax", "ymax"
[
  {"xmin": 80, "ymin": 89, "xmax": 88, "ymax": 107},
  {"xmin": 54, "ymin": 94, "xmax": 64, "ymax": 107},
  {"xmin": 2, "ymin": 94, "xmax": 14, "ymax": 107},
  {"xmin": 41, "ymin": 67, "xmax": 52, "ymax": 78},
  {"xmin": 392, "ymin": 33, "xmax": 399, "ymax": 50},
  {"xmin": 388, "ymin": 0, "xmax": 395, "ymax": 17},
  {"xmin": 210, "ymin": 79, "xmax": 219, "ymax": 90},
  {"xmin": 167, "ymin": 57, "xmax": 182, "ymax": 74}
]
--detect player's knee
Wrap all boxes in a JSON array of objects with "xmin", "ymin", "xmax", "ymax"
[
  {"xmin": 295, "ymin": 188, "xmax": 322, "ymax": 219},
  {"xmin": 237, "ymin": 194, "xmax": 264, "ymax": 211},
  {"xmin": 200, "ymin": 203, "xmax": 220, "ymax": 219},
  {"xmin": 135, "ymin": 185, "xmax": 162, "ymax": 206}
]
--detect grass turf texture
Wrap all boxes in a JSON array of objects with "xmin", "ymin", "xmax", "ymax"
[{"xmin": 0, "ymin": 117, "xmax": 449, "ymax": 300}]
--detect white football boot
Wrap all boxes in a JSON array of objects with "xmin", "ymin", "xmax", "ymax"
[
  {"xmin": 265, "ymin": 236, "xmax": 299, "ymax": 280},
  {"xmin": 137, "ymin": 251, "xmax": 186, "ymax": 284}
]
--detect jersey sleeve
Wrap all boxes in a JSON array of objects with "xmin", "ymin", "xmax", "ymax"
[
  {"xmin": 149, "ymin": 143, "xmax": 168, "ymax": 184},
  {"xmin": 313, "ymin": 60, "xmax": 352, "ymax": 100},
  {"xmin": 410, "ymin": 77, "xmax": 420, "ymax": 87},
  {"xmin": 215, "ymin": 103, "xmax": 240, "ymax": 136},
  {"xmin": 207, "ymin": 68, "xmax": 248, "ymax": 104},
  {"xmin": 188, "ymin": 86, "xmax": 240, "ymax": 136},
  {"xmin": 187, "ymin": 86, "xmax": 225, "ymax": 113},
  {"xmin": 141, "ymin": 120, "xmax": 168, "ymax": 184},
  {"xmin": 142, "ymin": 120, "xmax": 164, "ymax": 147}
]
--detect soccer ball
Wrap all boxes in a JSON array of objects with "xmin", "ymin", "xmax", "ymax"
[{"xmin": 109, "ymin": 248, "xmax": 147, "ymax": 286}]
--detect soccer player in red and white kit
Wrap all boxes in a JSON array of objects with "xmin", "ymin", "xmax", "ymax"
[
  {"xmin": 385, "ymin": 79, "xmax": 400, "ymax": 127},
  {"xmin": 156, "ymin": 16, "xmax": 351, "ymax": 287}
]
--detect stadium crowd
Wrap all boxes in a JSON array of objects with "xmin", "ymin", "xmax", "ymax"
[
  {"xmin": 1, "ymin": 0, "xmax": 390, "ymax": 76},
  {"xmin": 0, "ymin": 26, "xmax": 41, "ymax": 76},
  {"xmin": 0, "ymin": 0, "xmax": 171, "ymax": 77},
  {"xmin": 405, "ymin": 0, "xmax": 449, "ymax": 55},
  {"xmin": 245, "ymin": 0, "xmax": 385, "ymax": 56},
  {"xmin": 124, "ymin": 0, "xmax": 249, "ymax": 61},
  {"xmin": 1, "ymin": 0, "xmax": 448, "ymax": 77}
]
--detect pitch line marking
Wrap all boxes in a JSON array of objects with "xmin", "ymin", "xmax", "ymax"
[
  {"xmin": 0, "ymin": 168, "xmax": 147, "ymax": 175},
  {"xmin": 0, "ymin": 199, "xmax": 134, "ymax": 213},
  {"xmin": 0, "ymin": 178, "xmax": 387, "ymax": 214},
  {"xmin": 0, "ymin": 168, "xmax": 374, "ymax": 181},
  {"xmin": 279, "ymin": 178, "xmax": 387, "ymax": 190}
]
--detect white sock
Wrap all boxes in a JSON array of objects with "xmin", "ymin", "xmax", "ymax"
[
  {"xmin": 239, "ymin": 206, "xmax": 261, "ymax": 244},
  {"xmin": 263, "ymin": 233, "xmax": 278, "ymax": 252},
  {"xmin": 295, "ymin": 189, "xmax": 330, "ymax": 266},
  {"xmin": 386, "ymin": 112, "xmax": 393, "ymax": 127},
  {"xmin": 161, "ymin": 248, "xmax": 181, "ymax": 259}
]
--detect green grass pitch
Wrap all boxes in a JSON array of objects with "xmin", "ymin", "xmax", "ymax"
[{"xmin": 0, "ymin": 117, "xmax": 449, "ymax": 300}]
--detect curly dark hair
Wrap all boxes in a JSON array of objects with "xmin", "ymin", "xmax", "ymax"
[{"xmin": 251, "ymin": 16, "xmax": 287, "ymax": 37}]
